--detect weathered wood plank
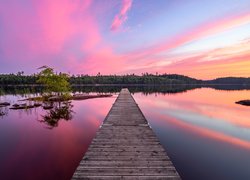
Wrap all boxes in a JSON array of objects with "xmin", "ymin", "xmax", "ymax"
[
  {"xmin": 72, "ymin": 88, "xmax": 181, "ymax": 179},
  {"xmin": 72, "ymin": 176, "xmax": 180, "ymax": 180},
  {"xmin": 79, "ymin": 161, "xmax": 174, "ymax": 167}
]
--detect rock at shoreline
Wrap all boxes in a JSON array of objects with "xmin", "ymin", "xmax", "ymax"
[
  {"xmin": 10, "ymin": 105, "xmax": 35, "ymax": 110},
  {"xmin": 236, "ymin": 100, "xmax": 250, "ymax": 106},
  {"xmin": 0, "ymin": 102, "xmax": 10, "ymax": 107},
  {"xmin": 10, "ymin": 103, "xmax": 40, "ymax": 110},
  {"xmin": 72, "ymin": 94, "xmax": 112, "ymax": 100},
  {"xmin": 19, "ymin": 94, "xmax": 113, "ymax": 102},
  {"xmin": 47, "ymin": 94, "xmax": 113, "ymax": 101},
  {"xmin": 43, "ymin": 106, "xmax": 54, "ymax": 110},
  {"xmin": 48, "ymin": 96, "xmax": 65, "ymax": 101},
  {"xmin": 34, "ymin": 103, "xmax": 42, "ymax": 107}
]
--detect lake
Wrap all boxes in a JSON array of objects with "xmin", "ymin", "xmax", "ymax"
[{"xmin": 0, "ymin": 86, "xmax": 250, "ymax": 180}]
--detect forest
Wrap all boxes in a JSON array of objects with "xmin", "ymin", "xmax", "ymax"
[
  {"xmin": 0, "ymin": 72, "xmax": 250, "ymax": 85},
  {"xmin": 0, "ymin": 72, "xmax": 201, "ymax": 85}
]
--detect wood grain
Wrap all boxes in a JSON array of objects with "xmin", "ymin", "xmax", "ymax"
[{"xmin": 72, "ymin": 88, "xmax": 181, "ymax": 179}]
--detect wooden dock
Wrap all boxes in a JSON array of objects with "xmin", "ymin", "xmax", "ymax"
[{"xmin": 72, "ymin": 88, "xmax": 181, "ymax": 179}]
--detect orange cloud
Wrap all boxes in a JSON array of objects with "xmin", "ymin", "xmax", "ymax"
[
  {"xmin": 119, "ymin": 12, "xmax": 250, "ymax": 79},
  {"xmin": 123, "ymin": 36, "xmax": 250, "ymax": 79},
  {"xmin": 160, "ymin": 41, "xmax": 250, "ymax": 79}
]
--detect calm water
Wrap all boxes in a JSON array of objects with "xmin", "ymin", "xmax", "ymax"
[
  {"xmin": 0, "ymin": 93, "xmax": 117, "ymax": 180},
  {"xmin": 0, "ymin": 87, "xmax": 250, "ymax": 180}
]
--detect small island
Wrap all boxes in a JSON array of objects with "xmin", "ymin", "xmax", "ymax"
[
  {"xmin": 235, "ymin": 100, "xmax": 250, "ymax": 106},
  {"xmin": 3, "ymin": 66, "xmax": 113, "ymax": 111}
]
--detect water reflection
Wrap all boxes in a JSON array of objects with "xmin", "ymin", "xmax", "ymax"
[
  {"xmin": 0, "ymin": 86, "xmax": 250, "ymax": 180},
  {"xmin": 0, "ymin": 93, "xmax": 115, "ymax": 180},
  {"xmin": 41, "ymin": 102, "xmax": 74, "ymax": 129},
  {"xmin": 133, "ymin": 88, "xmax": 250, "ymax": 180},
  {"xmin": 1, "ymin": 84, "xmax": 250, "ymax": 97},
  {"xmin": 0, "ymin": 86, "xmax": 43, "ymax": 96},
  {"xmin": 0, "ymin": 107, "xmax": 8, "ymax": 117}
]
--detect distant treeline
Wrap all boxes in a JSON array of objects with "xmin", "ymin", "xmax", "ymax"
[
  {"xmin": 0, "ymin": 73, "xmax": 250, "ymax": 85},
  {"xmin": 206, "ymin": 77, "xmax": 250, "ymax": 84},
  {"xmin": 0, "ymin": 73, "xmax": 201, "ymax": 85},
  {"xmin": 70, "ymin": 73, "xmax": 201, "ymax": 85},
  {"xmin": 0, "ymin": 73, "xmax": 37, "ymax": 85}
]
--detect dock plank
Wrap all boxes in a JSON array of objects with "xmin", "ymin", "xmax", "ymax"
[{"xmin": 72, "ymin": 88, "xmax": 181, "ymax": 179}]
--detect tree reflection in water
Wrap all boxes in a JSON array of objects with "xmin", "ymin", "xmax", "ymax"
[
  {"xmin": 41, "ymin": 101, "xmax": 74, "ymax": 129},
  {"xmin": 0, "ymin": 107, "xmax": 8, "ymax": 117}
]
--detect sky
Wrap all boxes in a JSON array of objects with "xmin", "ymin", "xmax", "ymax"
[{"xmin": 0, "ymin": 0, "xmax": 250, "ymax": 79}]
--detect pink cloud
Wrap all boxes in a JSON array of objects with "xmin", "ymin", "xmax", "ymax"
[
  {"xmin": 119, "ymin": 37, "xmax": 250, "ymax": 79},
  {"xmin": 66, "ymin": 45, "xmax": 124, "ymax": 75},
  {"xmin": 127, "ymin": 12, "xmax": 250, "ymax": 60},
  {"xmin": 117, "ymin": 12, "xmax": 250, "ymax": 78},
  {"xmin": 110, "ymin": 0, "xmax": 132, "ymax": 31},
  {"xmin": 0, "ymin": 0, "xmax": 127, "ymax": 74},
  {"xmin": 144, "ymin": 40, "xmax": 250, "ymax": 79},
  {"xmin": 0, "ymin": 0, "xmax": 112, "ymax": 71},
  {"xmin": 0, "ymin": 0, "xmax": 249, "ymax": 79},
  {"xmin": 0, "ymin": 0, "xmax": 95, "ymax": 59},
  {"xmin": 36, "ymin": 0, "xmax": 101, "ymax": 54}
]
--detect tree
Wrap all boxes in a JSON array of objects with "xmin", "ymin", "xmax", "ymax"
[{"xmin": 36, "ymin": 66, "xmax": 70, "ymax": 96}]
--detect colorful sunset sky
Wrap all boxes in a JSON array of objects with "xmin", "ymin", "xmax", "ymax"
[{"xmin": 0, "ymin": 0, "xmax": 250, "ymax": 79}]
